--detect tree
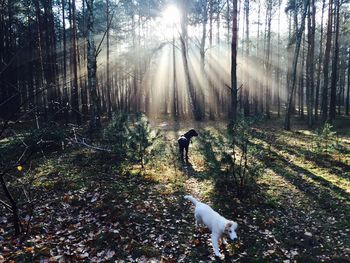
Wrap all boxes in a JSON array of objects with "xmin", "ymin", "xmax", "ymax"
[
  {"xmin": 276, "ymin": 0, "xmax": 282, "ymax": 117},
  {"xmin": 230, "ymin": 0, "xmax": 238, "ymax": 122},
  {"xmin": 243, "ymin": 0, "xmax": 250, "ymax": 116},
  {"xmin": 106, "ymin": 0, "xmax": 112, "ymax": 119},
  {"xmin": 71, "ymin": 0, "xmax": 81, "ymax": 124},
  {"xmin": 264, "ymin": 0, "xmax": 277, "ymax": 119},
  {"xmin": 86, "ymin": 0, "xmax": 100, "ymax": 130},
  {"xmin": 329, "ymin": 0, "xmax": 340, "ymax": 123},
  {"xmin": 347, "ymin": 48, "xmax": 350, "ymax": 115},
  {"xmin": 314, "ymin": 0, "xmax": 326, "ymax": 120},
  {"xmin": 305, "ymin": 0, "xmax": 316, "ymax": 127},
  {"xmin": 254, "ymin": 0, "xmax": 262, "ymax": 114},
  {"xmin": 180, "ymin": 0, "xmax": 204, "ymax": 120},
  {"xmin": 321, "ymin": 0, "xmax": 333, "ymax": 122},
  {"xmin": 284, "ymin": 0, "xmax": 309, "ymax": 130}
]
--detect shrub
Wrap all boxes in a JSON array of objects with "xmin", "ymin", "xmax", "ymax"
[
  {"xmin": 0, "ymin": 122, "xmax": 67, "ymax": 167},
  {"xmin": 314, "ymin": 123, "xmax": 338, "ymax": 153},
  {"xmin": 103, "ymin": 112, "xmax": 130, "ymax": 158},
  {"xmin": 128, "ymin": 113, "xmax": 161, "ymax": 168},
  {"xmin": 197, "ymin": 118, "xmax": 263, "ymax": 198},
  {"xmin": 103, "ymin": 112, "xmax": 161, "ymax": 168},
  {"xmin": 220, "ymin": 118, "xmax": 263, "ymax": 197}
]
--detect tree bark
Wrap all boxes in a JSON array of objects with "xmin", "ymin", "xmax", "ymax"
[{"xmin": 230, "ymin": 0, "xmax": 238, "ymax": 122}]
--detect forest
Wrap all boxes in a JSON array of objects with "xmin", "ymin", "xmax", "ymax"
[{"xmin": 0, "ymin": 0, "xmax": 349, "ymax": 261}]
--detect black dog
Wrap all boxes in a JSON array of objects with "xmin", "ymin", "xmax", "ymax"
[{"xmin": 178, "ymin": 129, "xmax": 198, "ymax": 163}]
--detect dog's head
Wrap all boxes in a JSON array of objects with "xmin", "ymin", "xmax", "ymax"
[
  {"xmin": 188, "ymin": 129, "xmax": 198, "ymax": 137},
  {"xmin": 225, "ymin": 221, "xmax": 238, "ymax": 241}
]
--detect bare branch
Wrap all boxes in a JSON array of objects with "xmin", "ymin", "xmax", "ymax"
[
  {"xmin": 71, "ymin": 128, "xmax": 112, "ymax": 152},
  {"xmin": 0, "ymin": 199, "xmax": 13, "ymax": 212}
]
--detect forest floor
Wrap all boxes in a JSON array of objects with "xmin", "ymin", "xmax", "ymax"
[{"xmin": 0, "ymin": 117, "xmax": 350, "ymax": 262}]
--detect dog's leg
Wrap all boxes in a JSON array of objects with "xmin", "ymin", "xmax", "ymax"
[
  {"xmin": 179, "ymin": 146, "xmax": 184, "ymax": 162},
  {"xmin": 221, "ymin": 237, "xmax": 228, "ymax": 245},
  {"xmin": 211, "ymin": 233, "xmax": 222, "ymax": 257},
  {"xmin": 195, "ymin": 213, "xmax": 202, "ymax": 228},
  {"xmin": 185, "ymin": 145, "xmax": 189, "ymax": 163}
]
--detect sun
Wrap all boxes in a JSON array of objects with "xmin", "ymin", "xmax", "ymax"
[{"xmin": 161, "ymin": 5, "xmax": 181, "ymax": 26}]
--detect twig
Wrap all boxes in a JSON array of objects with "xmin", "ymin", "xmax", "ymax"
[
  {"xmin": 0, "ymin": 199, "xmax": 13, "ymax": 212},
  {"xmin": 225, "ymin": 83, "xmax": 243, "ymax": 91}
]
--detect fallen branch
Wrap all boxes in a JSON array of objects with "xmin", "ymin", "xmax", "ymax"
[{"xmin": 71, "ymin": 128, "xmax": 112, "ymax": 153}]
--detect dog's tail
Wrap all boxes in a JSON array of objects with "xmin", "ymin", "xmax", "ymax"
[{"xmin": 184, "ymin": 195, "xmax": 199, "ymax": 205}]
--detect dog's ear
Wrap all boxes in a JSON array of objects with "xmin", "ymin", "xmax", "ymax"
[
  {"xmin": 225, "ymin": 221, "xmax": 233, "ymax": 231},
  {"xmin": 232, "ymin": 221, "xmax": 238, "ymax": 230},
  {"xmin": 225, "ymin": 221, "xmax": 238, "ymax": 231}
]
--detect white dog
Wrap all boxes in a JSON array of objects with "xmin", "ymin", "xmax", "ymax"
[{"xmin": 184, "ymin": 195, "xmax": 238, "ymax": 257}]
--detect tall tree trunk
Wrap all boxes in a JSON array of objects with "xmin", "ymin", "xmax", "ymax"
[
  {"xmin": 254, "ymin": 0, "xmax": 261, "ymax": 114},
  {"xmin": 172, "ymin": 27, "xmax": 178, "ymax": 118},
  {"xmin": 315, "ymin": 0, "xmax": 325, "ymax": 120},
  {"xmin": 131, "ymin": 11, "xmax": 139, "ymax": 112},
  {"xmin": 86, "ymin": 0, "xmax": 100, "ymax": 129},
  {"xmin": 209, "ymin": 0, "xmax": 213, "ymax": 48},
  {"xmin": 230, "ymin": 0, "xmax": 238, "ymax": 122},
  {"xmin": 329, "ymin": 0, "xmax": 340, "ymax": 123},
  {"xmin": 71, "ymin": 0, "xmax": 81, "ymax": 124},
  {"xmin": 339, "ymin": 56, "xmax": 346, "ymax": 115},
  {"xmin": 200, "ymin": 0, "xmax": 210, "ymax": 117},
  {"xmin": 265, "ymin": 3, "xmax": 272, "ymax": 119},
  {"xmin": 180, "ymin": 0, "xmax": 203, "ymax": 120},
  {"xmin": 226, "ymin": 0, "xmax": 230, "ymax": 46},
  {"xmin": 61, "ymin": 0, "xmax": 69, "ymax": 123},
  {"xmin": 61, "ymin": 0, "xmax": 67, "ymax": 82},
  {"xmin": 200, "ymin": 0, "xmax": 208, "ymax": 72},
  {"xmin": 106, "ymin": 0, "xmax": 112, "ymax": 118},
  {"xmin": 243, "ymin": 0, "xmax": 250, "ymax": 116},
  {"xmin": 35, "ymin": 0, "xmax": 47, "ymax": 118},
  {"xmin": 276, "ymin": 0, "xmax": 281, "ymax": 117},
  {"xmin": 284, "ymin": 0, "xmax": 309, "ymax": 130},
  {"xmin": 306, "ymin": 0, "xmax": 316, "ymax": 127},
  {"xmin": 321, "ymin": 0, "xmax": 333, "ymax": 122},
  {"xmin": 346, "ymin": 48, "xmax": 350, "ymax": 115},
  {"xmin": 299, "ymin": 35, "xmax": 306, "ymax": 119}
]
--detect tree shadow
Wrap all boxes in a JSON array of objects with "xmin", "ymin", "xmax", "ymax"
[
  {"xmin": 251, "ymin": 128, "xmax": 350, "ymax": 182},
  {"xmin": 252, "ymin": 141, "xmax": 350, "ymax": 214}
]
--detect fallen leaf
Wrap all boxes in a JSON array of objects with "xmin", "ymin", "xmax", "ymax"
[
  {"xmin": 193, "ymin": 239, "xmax": 201, "ymax": 246},
  {"xmin": 25, "ymin": 246, "xmax": 34, "ymax": 253}
]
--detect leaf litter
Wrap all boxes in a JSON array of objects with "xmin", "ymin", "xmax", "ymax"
[{"xmin": 1, "ymin": 124, "xmax": 350, "ymax": 262}]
